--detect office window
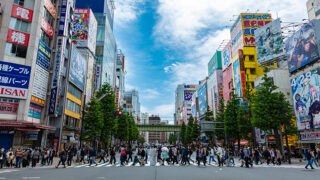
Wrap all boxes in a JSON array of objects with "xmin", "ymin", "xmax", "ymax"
[
  {"xmin": 5, "ymin": 43, "xmax": 27, "ymax": 58},
  {"xmin": 40, "ymin": 29, "xmax": 51, "ymax": 47},
  {"xmin": 9, "ymin": 18, "xmax": 31, "ymax": 33},
  {"xmin": 14, "ymin": 0, "xmax": 35, "ymax": 10},
  {"xmin": 250, "ymin": 68, "xmax": 256, "ymax": 75},
  {"xmin": 66, "ymin": 99, "xmax": 80, "ymax": 114},
  {"xmin": 68, "ymin": 84, "xmax": 82, "ymax": 100},
  {"xmin": 65, "ymin": 116, "xmax": 79, "ymax": 128},
  {"xmin": 249, "ymin": 55, "xmax": 255, "ymax": 61}
]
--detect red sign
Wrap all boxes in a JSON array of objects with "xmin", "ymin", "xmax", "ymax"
[
  {"xmin": 7, "ymin": 29, "xmax": 30, "ymax": 46},
  {"xmin": 11, "ymin": 4, "xmax": 33, "ymax": 22},
  {"xmin": 44, "ymin": 0, "xmax": 56, "ymax": 19},
  {"xmin": 41, "ymin": 17, "xmax": 54, "ymax": 39},
  {"xmin": 0, "ymin": 101, "xmax": 19, "ymax": 114}
]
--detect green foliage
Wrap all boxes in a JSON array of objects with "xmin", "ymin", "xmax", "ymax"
[
  {"xmin": 204, "ymin": 106, "xmax": 214, "ymax": 138},
  {"xmin": 82, "ymin": 98, "xmax": 104, "ymax": 141},
  {"xmin": 138, "ymin": 135, "xmax": 145, "ymax": 144},
  {"xmin": 185, "ymin": 116, "xmax": 194, "ymax": 144},
  {"xmin": 224, "ymin": 90, "xmax": 240, "ymax": 142},
  {"xmin": 116, "ymin": 112, "xmax": 129, "ymax": 141},
  {"xmin": 214, "ymin": 99, "xmax": 225, "ymax": 140},
  {"xmin": 96, "ymin": 82, "xmax": 117, "ymax": 146},
  {"xmin": 237, "ymin": 105, "xmax": 252, "ymax": 140},
  {"xmin": 191, "ymin": 120, "xmax": 201, "ymax": 141},
  {"xmin": 168, "ymin": 133, "xmax": 177, "ymax": 145},
  {"xmin": 179, "ymin": 122, "xmax": 187, "ymax": 144}
]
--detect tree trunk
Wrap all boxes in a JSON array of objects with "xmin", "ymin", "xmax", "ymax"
[{"xmin": 273, "ymin": 127, "xmax": 281, "ymax": 149}]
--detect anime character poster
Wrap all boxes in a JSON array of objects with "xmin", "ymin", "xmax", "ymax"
[
  {"xmin": 285, "ymin": 21, "xmax": 320, "ymax": 73},
  {"xmin": 291, "ymin": 67, "xmax": 320, "ymax": 130},
  {"xmin": 184, "ymin": 90, "xmax": 194, "ymax": 101},
  {"xmin": 233, "ymin": 59, "xmax": 241, "ymax": 97}
]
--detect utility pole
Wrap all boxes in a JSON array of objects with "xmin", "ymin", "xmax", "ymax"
[
  {"xmin": 282, "ymin": 96, "xmax": 291, "ymax": 164},
  {"xmin": 79, "ymin": 95, "xmax": 86, "ymax": 149}
]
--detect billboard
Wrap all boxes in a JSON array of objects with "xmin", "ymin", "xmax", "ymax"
[
  {"xmin": 291, "ymin": 67, "xmax": 320, "ymax": 130},
  {"xmin": 184, "ymin": 90, "xmax": 194, "ymax": 101},
  {"xmin": 58, "ymin": 0, "xmax": 70, "ymax": 36},
  {"xmin": 0, "ymin": 61, "xmax": 31, "ymax": 99},
  {"xmin": 208, "ymin": 51, "xmax": 222, "ymax": 76},
  {"xmin": 222, "ymin": 41, "xmax": 232, "ymax": 71},
  {"xmin": 285, "ymin": 20, "xmax": 320, "ymax": 73},
  {"xmin": 223, "ymin": 65, "xmax": 233, "ymax": 104},
  {"xmin": 69, "ymin": 46, "xmax": 86, "ymax": 91},
  {"xmin": 41, "ymin": 17, "xmax": 54, "ymax": 39},
  {"xmin": 241, "ymin": 13, "xmax": 272, "ymax": 47},
  {"xmin": 256, "ymin": 18, "xmax": 285, "ymax": 64},
  {"xmin": 231, "ymin": 16, "xmax": 244, "ymax": 57},
  {"xmin": 233, "ymin": 59, "xmax": 241, "ymax": 97},
  {"xmin": 72, "ymin": 9, "xmax": 97, "ymax": 54},
  {"xmin": 0, "ymin": 98, "xmax": 19, "ymax": 114},
  {"xmin": 198, "ymin": 82, "xmax": 207, "ymax": 117},
  {"xmin": 85, "ymin": 55, "xmax": 94, "ymax": 103},
  {"xmin": 11, "ymin": 4, "xmax": 33, "ymax": 22},
  {"xmin": 32, "ymin": 40, "xmax": 51, "ymax": 103}
]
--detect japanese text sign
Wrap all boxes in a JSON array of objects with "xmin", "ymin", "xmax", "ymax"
[
  {"xmin": 241, "ymin": 13, "xmax": 272, "ymax": 47},
  {"xmin": 41, "ymin": 17, "xmax": 54, "ymax": 39},
  {"xmin": 11, "ymin": 4, "xmax": 33, "ymax": 22},
  {"xmin": 44, "ymin": 0, "xmax": 56, "ymax": 19},
  {"xmin": 7, "ymin": 29, "xmax": 30, "ymax": 46},
  {"xmin": 0, "ymin": 62, "xmax": 31, "ymax": 99},
  {"xmin": 58, "ymin": 0, "xmax": 69, "ymax": 36}
]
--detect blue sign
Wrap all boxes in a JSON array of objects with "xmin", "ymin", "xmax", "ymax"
[
  {"xmin": 198, "ymin": 83, "xmax": 207, "ymax": 117},
  {"xmin": 58, "ymin": 0, "xmax": 68, "ymax": 36},
  {"xmin": 36, "ymin": 40, "xmax": 51, "ymax": 71},
  {"xmin": 95, "ymin": 65, "xmax": 100, "ymax": 90},
  {"xmin": 69, "ymin": 46, "xmax": 86, "ymax": 91},
  {"xmin": 0, "ymin": 62, "xmax": 31, "ymax": 89}
]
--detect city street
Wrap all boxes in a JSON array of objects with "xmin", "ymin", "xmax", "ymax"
[{"xmin": 0, "ymin": 164, "xmax": 319, "ymax": 180}]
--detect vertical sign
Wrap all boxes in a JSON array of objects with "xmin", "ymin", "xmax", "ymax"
[
  {"xmin": 7, "ymin": 29, "xmax": 30, "ymax": 46},
  {"xmin": 58, "ymin": 0, "xmax": 70, "ymax": 36},
  {"xmin": 44, "ymin": 0, "xmax": 56, "ymax": 19},
  {"xmin": 49, "ymin": 37, "xmax": 65, "ymax": 115},
  {"xmin": 11, "ymin": 4, "xmax": 33, "ymax": 22}
]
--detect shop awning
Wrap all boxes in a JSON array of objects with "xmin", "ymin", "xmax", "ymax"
[{"xmin": 0, "ymin": 121, "xmax": 56, "ymax": 130}]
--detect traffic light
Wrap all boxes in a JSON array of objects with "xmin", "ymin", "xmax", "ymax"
[{"xmin": 118, "ymin": 111, "xmax": 122, "ymax": 116}]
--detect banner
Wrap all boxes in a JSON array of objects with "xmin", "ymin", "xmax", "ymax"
[
  {"xmin": 32, "ymin": 40, "xmax": 51, "ymax": 102},
  {"xmin": 7, "ymin": 29, "xmax": 30, "ymax": 46},
  {"xmin": 58, "ymin": 0, "xmax": 69, "ymax": 36},
  {"xmin": 300, "ymin": 131, "xmax": 320, "ymax": 140},
  {"xmin": 184, "ymin": 90, "xmax": 194, "ymax": 101},
  {"xmin": 256, "ymin": 18, "xmax": 285, "ymax": 64},
  {"xmin": 41, "ymin": 17, "xmax": 54, "ymax": 39},
  {"xmin": 0, "ymin": 62, "xmax": 31, "ymax": 99},
  {"xmin": 0, "ymin": 101, "xmax": 19, "ymax": 114},
  {"xmin": 231, "ymin": 16, "xmax": 243, "ymax": 57},
  {"xmin": 286, "ymin": 20, "xmax": 320, "ymax": 73},
  {"xmin": 233, "ymin": 59, "xmax": 241, "ymax": 97},
  {"xmin": 198, "ymin": 82, "xmax": 207, "ymax": 117},
  {"xmin": 222, "ymin": 41, "xmax": 232, "ymax": 71},
  {"xmin": 11, "ymin": 4, "xmax": 33, "ymax": 22},
  {"xmin": 44, "ymin": 0, "xmax": 56, "ymax": 19},
  {"xmin": 291, "ymin": 67, "xmax": 320, "ymax": 130}
]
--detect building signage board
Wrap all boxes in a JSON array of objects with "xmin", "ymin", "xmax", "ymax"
[
  {"xmin": 69, "ymin": 46, "xmax": 86, "ymax": 91},
  {"xmin": 241, "ymin": 13, "xmax": 272, "ymax": 47},
  {"xmin": 300, "ymin": 131, "xmax": 320, "ymax": 140},
  {"xmin": 85, "ymin": 55, "xmax": 94, "ymax": 103},
  {"xmin": 291, "ymin": 67, "xmax": 320, "ymax": 130},
  {"xmin": 255, "ymin": 18, "xmax": 285, "ymax": 64},
  {"xmin": 28, "ymin": 103, "xmax": 42, "ymax": 119},
  {"xmin": 49, "ymin": 37, "xmax": 65, "ymax": 115},
  {"xmin": 95, "ymin": 65, "xmax": 100, "ymax": 90},
  {"xmin": 32, "ymin": 40, "xmax": 51, "ymax": 103},
  {"xmin": 58, "ymin": 0, "xmax": 70, "ymax": 36},
  {"xmin": 231, "ymin": 16, "xmax": 244, "ymax": 57},
  {"xmin": 184, "ymin": 90, "xmax": 194, "ymax": 101},
  {"xmin": 0, "ymin": 62, "xmax": 31, "ymax": 99},
  {"xmin": 198, "ymin": 82, "xmax": 207, "ymax": 117},
  {"xmin": 233, "ymin": 59, "xmax": 241, "ymax": 97},
  {"xmin": 44, "ymin": 0, "xmax": 56, "ymax": 19},
  {"xmin": 41, "ymin": 17, "xmax": 54, "ymax": 39},
  {"xmin": 285, "ymin": 20, "xmax": 320, "ymax": 73},
  {"xmin": 11, "ymin": 4, "xmax": 33, "ymax": 22},
  {"xmin": 222, "ymin": 41, "xmax": 232, "ymax": 71},
  {"xmin": 0, "ymin": 100, "xmax": 19, "ymax": 114},
  {"xmin": 7, "ymin": 29, "xmax": 30, "ymax": 46}
]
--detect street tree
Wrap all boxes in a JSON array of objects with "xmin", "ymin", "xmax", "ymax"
[
  {"xmin": 224, "ymin": 90, "xmax": 240, "ymax": 147},
  {"xmin": 191, "ymin": 120, "xmax": 201, "ymax": 141},
  {"xmin": 214, "ymin": 99, "xmax": 225, "ymax": 141},
  {"xmin": 179, "ymin": 122, "xmax": 187, "ymax": 144},
  {"xmin": 185, "ymin": 116, "xmax": 194, "ymax": 144},
  {"xmin": 204, "ymin": 106, "xmax": 215, "ymax": 140},
  {"xmin": 116, "ymin": 111, "xmax": 129, "ymax": 143}
]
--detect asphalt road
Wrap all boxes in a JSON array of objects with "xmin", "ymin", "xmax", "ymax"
[{"xmin": 1, "ymin": 165, "xmax": 319, "ymax": 180}]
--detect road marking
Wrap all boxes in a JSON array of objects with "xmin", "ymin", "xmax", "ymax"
[
  {"xmin": 96, "ymin": 177, "xmax": 105, "ymax": 179},
  {"xmin": 0, "ymin": 170, "xmax": 18, "ymax": 174},
  {"xmin": 0, "ymin": 177, "xmax": 6, "ymax": 179},
  {"xmin": 22, "ymin": 177, "xmax": 40, "ymax": 179}
]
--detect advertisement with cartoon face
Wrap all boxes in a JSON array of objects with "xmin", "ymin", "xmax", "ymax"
[
  {"xmin": 291, "ymin": 67, "xmax": 320, "ymax": 130},
  {"xmin": 69, "ymin": 46, "xmax": 86, "ymax": 91}
]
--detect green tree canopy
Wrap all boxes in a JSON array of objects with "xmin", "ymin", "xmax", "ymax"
[
  {"xmin": 179, "ymin": 122, "xmax": 187, "ymax": 144},
  {"xmin": 214, "ymin": 99, "xmax": 225, "ymax": 141},
  {"xmin": 224, "ymin": 90, "xmax": 240, "ymax": 146},
  {"xmin": 185, "ymin": 116, "xmax": 194, "ymax": 144}
]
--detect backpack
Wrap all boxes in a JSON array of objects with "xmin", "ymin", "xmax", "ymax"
[{"xmin": 121, "ymin": 150, "xmax": 126, "ymax": 156}]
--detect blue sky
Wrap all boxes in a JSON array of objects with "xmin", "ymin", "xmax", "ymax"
[{"xmin": 113, "ymin": 0, "xmax": 307, "ymax": 122}]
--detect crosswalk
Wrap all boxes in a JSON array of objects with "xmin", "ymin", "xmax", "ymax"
[
  {"xmin": 71, "ymin": 161, "xmax": 223, "ymax": 168},
  {"xmin": 0, "ymin": 169, "xmax": 19, "ymax": 174}
]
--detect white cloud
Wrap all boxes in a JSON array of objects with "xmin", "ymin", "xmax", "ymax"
[
  {"xmin": 142, "ymin": 89, "xmax": 161, "ymax": 100},
  {"xmin": 114, "ymin": 0, "xmax": 145, "ymax": 25},
  {"xmin": 141, "ymin": 104, "xmax": 175, "ymax": 121},
  {"xmin": 154, "ymin": 0, "xmax": 308, "ymax": 87}
]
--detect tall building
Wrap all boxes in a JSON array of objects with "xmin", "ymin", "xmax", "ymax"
[
  {"xmin": 207, "ymin": 51, "xmax": 223, "ymax": 117},
  {"xmin": 0, "ymin": 0, "xmax": 61, "ymax": 149},
  {"xmin": 76, "ymin": 0, "xmax": 117, "ymax": 90},
  {"xmin": 115, "ymin": 50, "xmax": 125, "ymax": 109},
  {"xmin": 123, "ymin": 90, "xmax": 140, "ymax": 123},
  {"xmin": 175, "ymin": 84, "xmax": 197, "ymax": 125},
  {"xmin": 148, "ymin": 115, "xmax": 161, "ymax": 144},
  {"xmin": 139, "ymin": 112, "xmax": 149, "ymax": 144}
]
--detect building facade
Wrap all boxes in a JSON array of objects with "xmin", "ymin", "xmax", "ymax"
[
  {"xmin": 123, "ymin": 90, "xmax": 140, "ymax": 123},
  {"xmin": 148, "ymin": 115, "xmax": 161, "ymax": 144},
  {"xmin": 175, "ymin": 84, "xmax": 197, "ymax": 125}
]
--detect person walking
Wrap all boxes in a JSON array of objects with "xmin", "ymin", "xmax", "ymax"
[
  {"xmin": 15, "ymin": 148, "xmax": 23, "ymax": 168},
  {"xmin": 22, "ymin": 149, "xmax": 29, "ymax": 168},
  {"xmin": 270, "ymin": 148, "xmax": 276, "ymax": 165},
  {"xmin": 120, "ymin": 146, "xmax": 127, "ymax": 166},
  {"xmin": 0, "ymin": 148, "xmax": 5, "ymax": 169},
  {"xmin": 310, "ymin": 149, "xmax": 318, "ymax": 168},
  {"xmin": 98, "ymin": 149, "xmax": 106, "ymax": 163},
  {"xmin": 31, "ymin": 148, "xmax": 40, "ymax": 168},
  {"xmin": 89, "ymin": 148, "xmax": 98, "ymax": 166},
  {"xmin": 48, "ymin": 148, "xmax": 55, "ymax": 165},
  {"xmin": 196, "ymin": 146, "xmax": 202, "ymax": 166},
  {"xmin": 127, "ymin": 148, "xmax": 133, "ymax": 163},
  {"xmin": 263, "ymin": 148, "xmax": 271, "ymax": 165},
  {"xmin": 109, "ymin": 147, "xmax": 116, "ymax": 165},
  {"xmin": 305, "ymin": 149, "xmax": 314, "ymax": 169},
  {"xmin": 56, "ymin": 149, "xmax": 67, "ymax": 168},
  {"xmin": 216, "ymin": 145, "xmax": 224, "ymax": 167},
  {"xmin": 208, "ymin": 146, "xmax": 216, "ymax": 165},
  {"xmin": 140, "ymin": 147, "xmax": 146, "ymax": 166},
  {"xmin": 67, "ymin": 148, "xmax": 74, "ymax": 166},
  {"xmin": 202, "ymin": 147, "xmax": 208, "ymax": 166},
  {"xmin": 276, "ymin": 149, "xmax": 282, "ymax": 166}
]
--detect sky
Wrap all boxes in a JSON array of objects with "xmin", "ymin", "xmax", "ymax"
[{"xmin": 113, "ymin": 0, "xmax": 308, "ymax": 123}]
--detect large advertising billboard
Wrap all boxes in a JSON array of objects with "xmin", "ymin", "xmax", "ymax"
[
  {"xmin": 222, "ymin": 41, "xmax": 232, "ymax": 71},
  {"xmin": 241, "ymin": 13, "xmax": 272, "ymax": 47},
  {"xmin": 198, "ymin": 82, "xmax": 207, "ymax": 117},
  {"xmin": 184, "ymin": 90, "xmax": 194, "ymax": 101},
  {"xmin": 32, "ymin": 40, "xmax": 51, "ymax": 103},
  {"xmin": 0, "ymin": 61, "xmax": 31, "ymax": 99},
  {"xmin": 285, "ymin": 20, "xmax": 320, "ymax": 73},
  {"xmin": 208, "ymin": 51, "xmax": 222, "ymax": 76},
  {"xmin": 85, "ymin": 55, "xmax": 94, "ymax": 103},
  {"xmin": 58, "ymin": 0, "xmax": 70, "ymax": 36},
  {"xmin": 231, "ymin": 16, "xmax": 244, "ymax": 57},
  {"xmin": 256, "ymin": 18, "xmax": 285, "ymax": 64},
  {"xmin": 233, "ymin": 59, "xmax": 241, "ymax": 97},
  {"xmin": 69, "ymin": 46, "xmax": 86, "ymax": 91},
  {"xmin": 72, "ymin": 9, "xmax": 97, "ymax": 54},
  {"xmin": 291, "ymin": 67, "xmax": 320, "ymax": 130}
]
